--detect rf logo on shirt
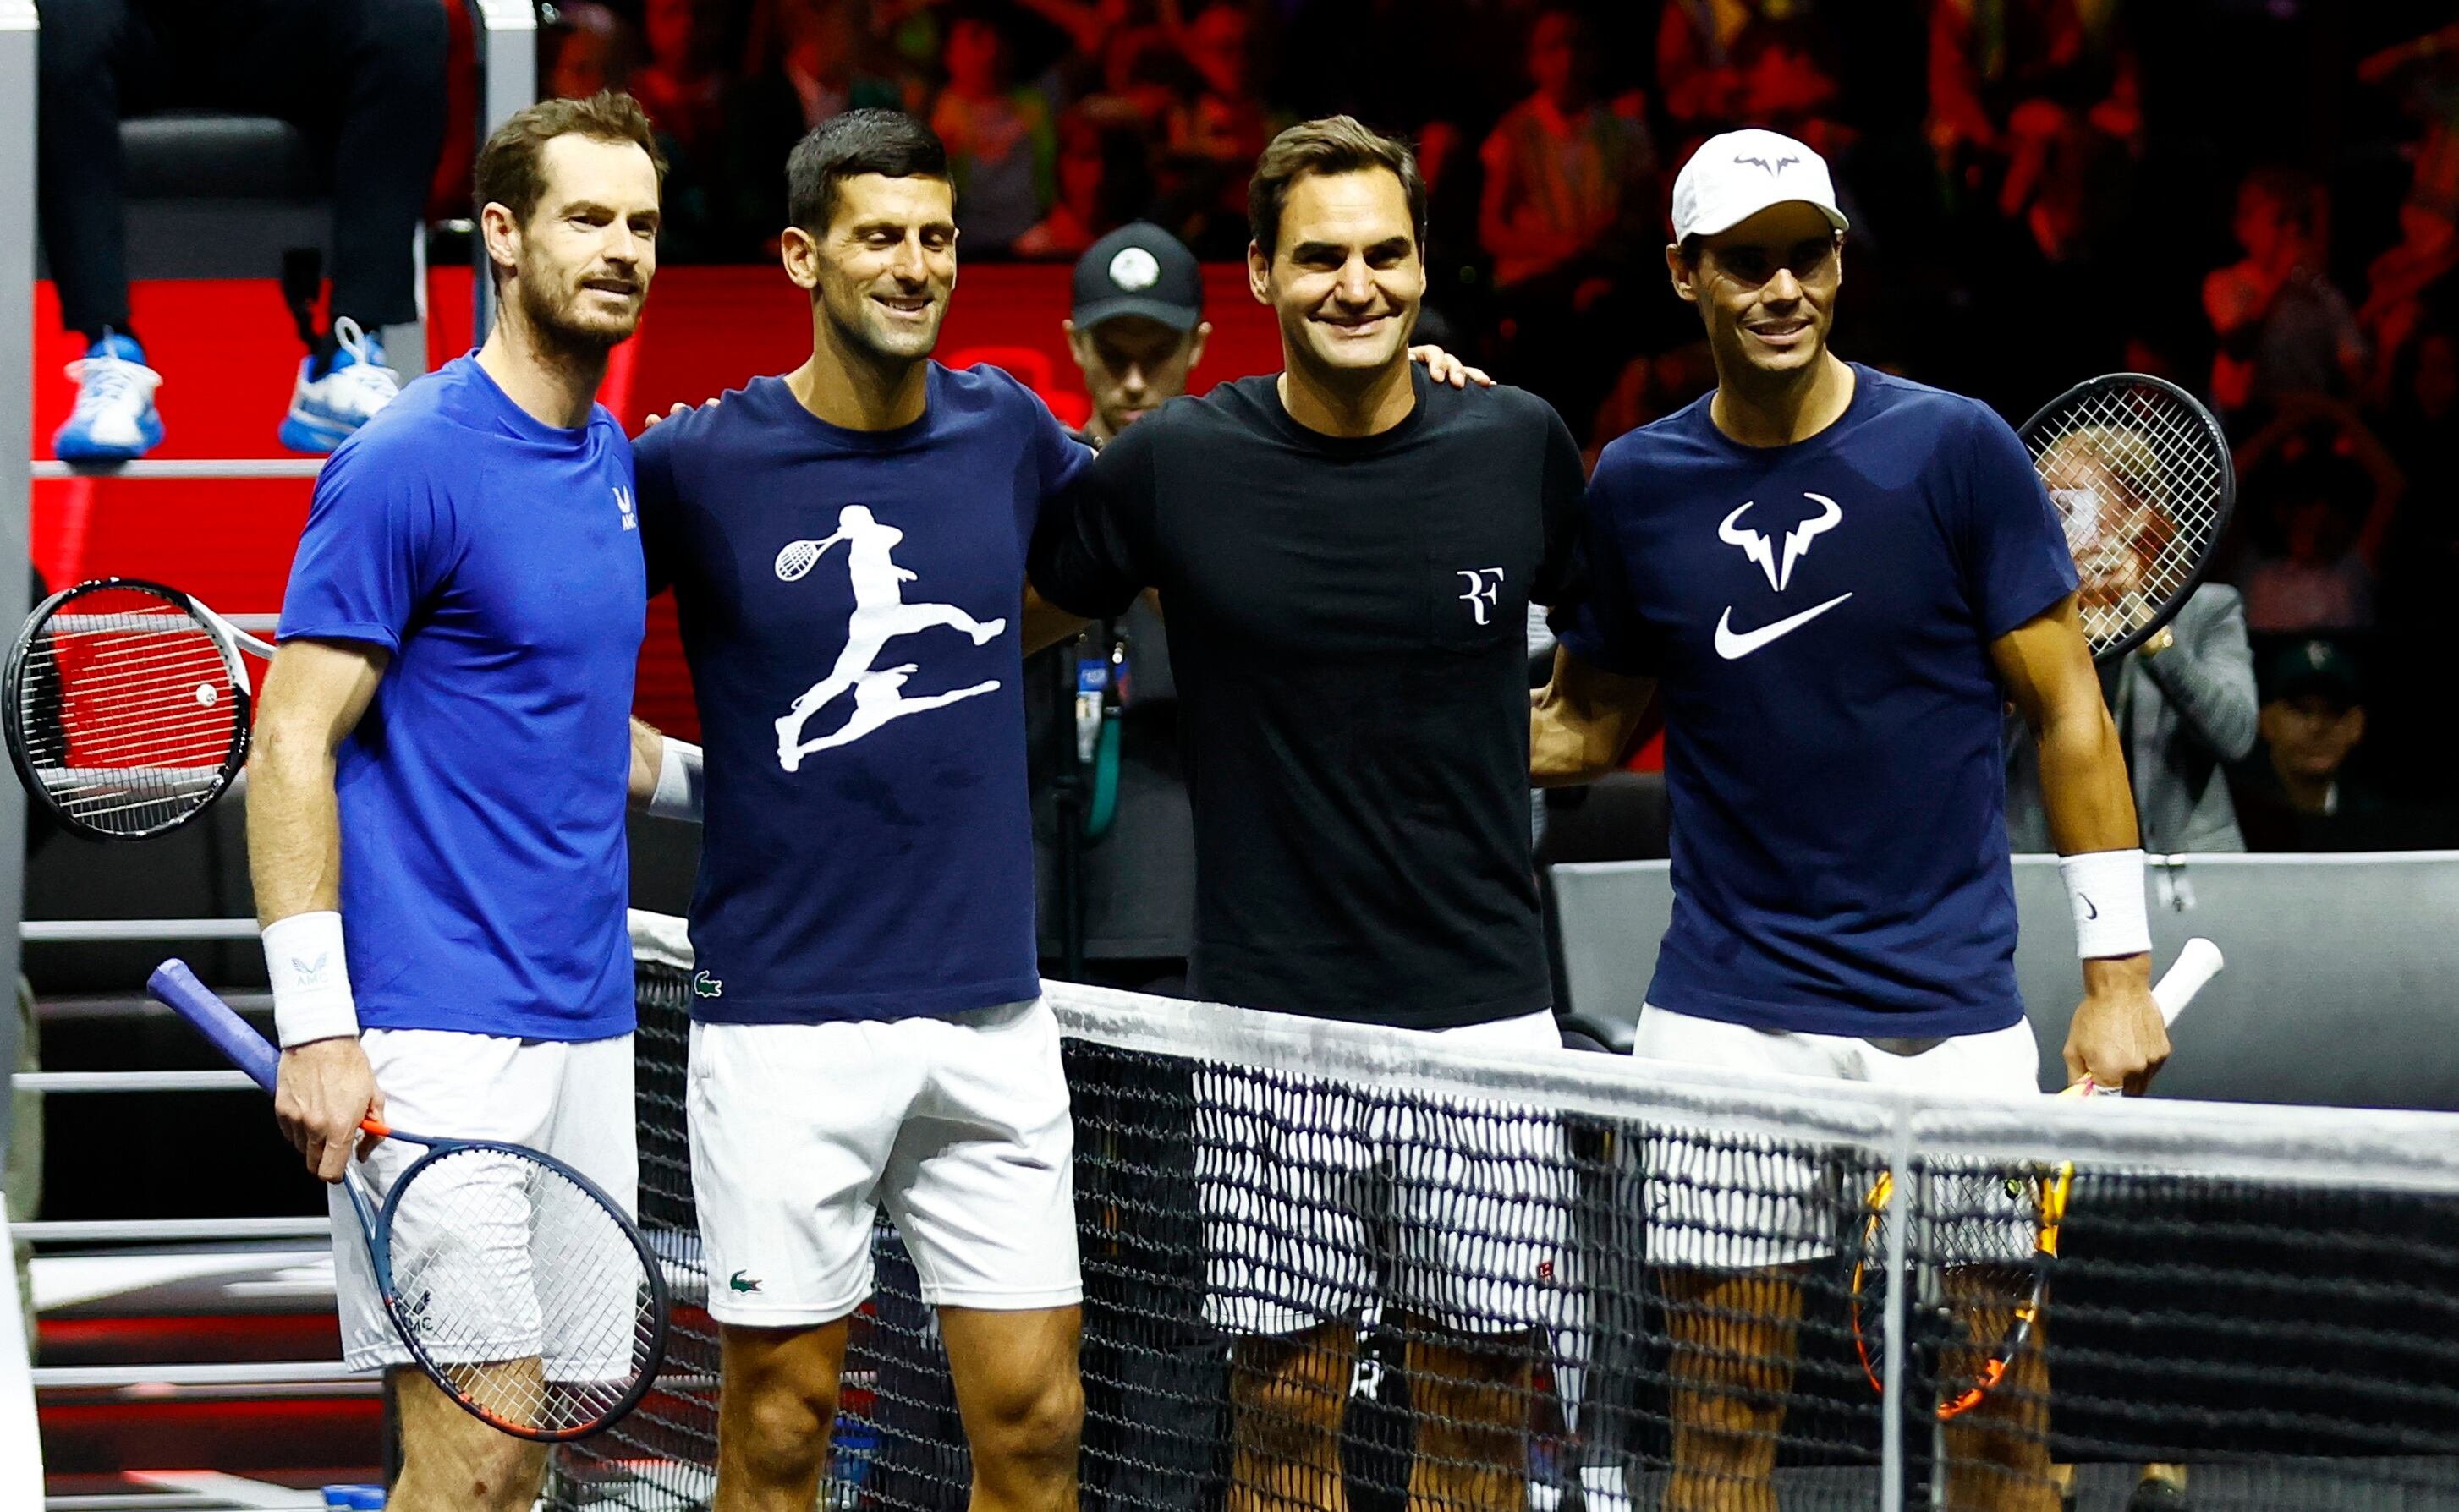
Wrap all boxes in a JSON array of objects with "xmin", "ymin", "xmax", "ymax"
[
  {"xmin": 1713, "ymin": 491, "xmax": 1852, "ymax": 660},
  {"xmin": 1457, "ymin": 567, "xmax": 1506, "ymax": 626}
]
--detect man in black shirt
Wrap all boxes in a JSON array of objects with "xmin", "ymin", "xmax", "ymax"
[{"xmin": 1030, "ymin": 116, "xmax": 1585, "ymax": 1512}]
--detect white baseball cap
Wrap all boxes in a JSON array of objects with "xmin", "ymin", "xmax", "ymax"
[{"xmin": 1670, "ymin": 129, "xmax": 1849, "ymax": 244}]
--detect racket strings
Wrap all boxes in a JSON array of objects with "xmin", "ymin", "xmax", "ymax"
[
  {"xmin": 384, "ymin": 1146, "xmax": 660, "ymax": 1437},
  {"xmin": 1854, "ymin": 1160, "xmax": 2056, "ymax": 1411},
  {"xmin": 15, "ymin": 589, "xmax": 244, "ymax": 834},
  {"xmin": 2028, "ymin": 381, "xmax": 2229, "ymax": 657}
]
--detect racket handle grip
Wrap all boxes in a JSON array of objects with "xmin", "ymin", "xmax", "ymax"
[{"xmin": 146, "ymin": 959, "xmax": 279, "ymax": 1093}]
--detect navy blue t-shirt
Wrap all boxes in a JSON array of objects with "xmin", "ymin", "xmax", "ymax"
[
  {"xmin": 277, "ymin": 355, "xmax": 645, "ymax": 1039},
  {"xmin": 634, "ymin": 364, "xmax": 1091, "ymax": 1023},
  {"xmin": 1561, "ymin": 365, "xmax": 2078, "ymax": 1038}
]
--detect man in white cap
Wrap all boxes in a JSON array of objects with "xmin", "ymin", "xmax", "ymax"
[{"xmin": 1532, "ymin": 129, "xmax": 2166, "ymax": 1509}]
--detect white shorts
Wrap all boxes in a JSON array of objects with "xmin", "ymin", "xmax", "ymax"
[
  {"xmin": 1200, "ymin": 1011, "xmax": 1574, "ymax": 1339},
  {"xmin": 332, "ymin": 1029, "xmax": 637, "ymax": 1376},
  {"xmin": 1632, "ymin": 1005, "xmax": 2040, "ymax": 1271},
  {"xmin": 688, "ymin": 999, "xmax": 1081, "ymax": 1328}
]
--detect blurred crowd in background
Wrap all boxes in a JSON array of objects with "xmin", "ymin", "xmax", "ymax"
[{"xmin": 539, "ymin": 0, "xmax": 2459, "ymax": 837}]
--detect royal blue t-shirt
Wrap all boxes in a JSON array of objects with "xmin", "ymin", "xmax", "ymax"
[
  {"xmin": 633, "ymin": 364, "xmax": 1090, "ymax": 1023},
  {"xmin": 1561, "ymin": 365, "xmax": 2078, "ymax": 1038},
  {"xmin": 277, "ymin": 355, "xmax": 645, "ymax": 1040}
]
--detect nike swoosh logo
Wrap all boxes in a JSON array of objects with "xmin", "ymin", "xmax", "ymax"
[
  {"xmin": 1713, "ymin": 593, "xmax": 1854, "ymax": 660},
  {"xmin": 2083, "ymin": 896, "xmax": 2099, "ymax": 920}
]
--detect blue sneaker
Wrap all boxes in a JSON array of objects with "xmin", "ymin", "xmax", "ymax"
[
  {"xmin": 52, "ymin": 331, "xmax": 164, "ymax": 462},
  {"xmin": 279, "ymin": 317, "xmax": 402, "ymax": 454}
]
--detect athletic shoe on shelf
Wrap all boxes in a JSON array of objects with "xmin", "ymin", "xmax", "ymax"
[
  {"xmin": 52, "ymin": 331, "xmax": 164, "ymax": 462},
  {"xmin": 279, "ymin": 316, "xmax": 401, "ymax": 454}
]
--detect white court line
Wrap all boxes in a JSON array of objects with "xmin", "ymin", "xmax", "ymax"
[{"xmin": 128, "ymin": 1471, "xmax": 327, "ymax": 1509}]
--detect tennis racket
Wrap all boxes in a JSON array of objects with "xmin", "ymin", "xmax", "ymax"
[
  {"xmin": 3, "ymin": 578, "xmax": 275, "ymax": 841},
  {"xmin": 2019, "ymin": 375, "xmax": 2235, "ymax": 663},
  {"xmin": 145, "ymin": 960, "xmax": 670, "ymax": 1441},
  {"xmin": 1850, "ymin": 938, "xmax": 2223, "ymax": 1419},
  {"xmin": 775, "ymin": 536, "xmax": 837, "ymax": 582}
]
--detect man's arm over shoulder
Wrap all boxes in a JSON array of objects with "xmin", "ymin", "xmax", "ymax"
[
  {"xmin": 1027, "ymin": 409, "xmax": 1159, "ymax": 620},
  {"xmin": 630, "ymin": 404, "xmax": 701, "ymax": 599}
]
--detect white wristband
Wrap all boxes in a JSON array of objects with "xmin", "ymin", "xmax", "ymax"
[
  {"xmin": 2059, "ymin": 848, "xmax": 2151, "ymax": 960},
  {"xmin": 263, "ymin": 911, "xmax": 360, "ymax": 1048},
  {"xmin": 649, "ymin": 737, "xmax": 704, "ymax": 823}
]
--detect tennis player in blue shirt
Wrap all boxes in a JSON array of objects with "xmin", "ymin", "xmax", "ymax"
[
  {"xmin": 1533, "ymin": 130, "xmax": 2169, "ymax": 1512},
  {"xmin": 250, "ymin": 95, "xmax": 700, "ymax": 1512}
]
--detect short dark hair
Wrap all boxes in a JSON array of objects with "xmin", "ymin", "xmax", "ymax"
[
  {"xmin": 475, "ymin": 91, "xmax": 667, "ymax": 273},
  {"xmin": 1247, "ymin": 115, "xmax": 1426, "ymax": 260},
  {"xmin": 787, "ymin": 109, "xmax": 952, "ymax": 235}
]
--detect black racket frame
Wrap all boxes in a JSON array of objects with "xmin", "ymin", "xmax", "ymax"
[
  {"xmin": 2017, "ymin": 372, "xmax": 2237, "ymax": 664},
  {"xmin": 3, "ymin": 576, "xmax": 254, "ymax": 842}
]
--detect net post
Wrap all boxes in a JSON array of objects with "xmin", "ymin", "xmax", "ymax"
[
  {"xmin": 1877, "ymin": 1104, "xmax": 1913, "ymax": 1512},
  {"xmin": 0, "ymin": 0, "xmax": 38, "ymax": 1185}
]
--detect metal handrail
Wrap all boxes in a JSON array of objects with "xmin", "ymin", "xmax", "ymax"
[
  {"xmin": 22, "ymin": 918, "xmax": 258, "ymax": 942},
  {"xmin": 28, "ymin": 459, "xmax": 326, "ymax": 480},
  {"xmin": 18, "ymin": 1216, "xmax": 328, "ymax": 1243},
  {"xmin": 33, "ymin": 1361, "xmax": 372, "ymax": 1389},
  {"xmin": 15, "ymin": 1070, "xmax": 256, "ymax": 1093}
]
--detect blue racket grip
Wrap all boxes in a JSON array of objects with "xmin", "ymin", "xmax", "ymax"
[{"xmin": 147, "ymin": 959, "xmax": 279, "ymax": 1093}]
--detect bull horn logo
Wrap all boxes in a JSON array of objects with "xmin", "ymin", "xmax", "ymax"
[{"xmin": 1719, "ymin": 491, "xmax": 1842, "ymax": 593}]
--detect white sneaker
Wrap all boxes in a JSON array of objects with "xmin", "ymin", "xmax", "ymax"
[
  {"xmin": 279, "ymin": 316, "xmax": 402, "ymax": 454},
  {"xmin": 52, "ymin": 331, "xmax": 164, "ymax": 462}
]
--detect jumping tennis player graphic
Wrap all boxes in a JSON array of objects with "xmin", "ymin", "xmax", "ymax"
[{"xmin": 771, "ymin": 503, "xmax": 1007, "ymax": 770}]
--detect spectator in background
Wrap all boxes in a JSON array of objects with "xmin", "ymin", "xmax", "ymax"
[
  {"xmin": 2234, "ymin": 397, "xmax": 2403, "ymax": 634},
  {"xmin": 2231, "ymin": 641, "xmax": 2387, "ymax": 851},
  {"xmin": 1656, "ymin": 0, "xmax": 1809, "ymax": 140},
  {"xmin": 1732, "ymin": 19, "xmax": 1847, "ymax": 153},
  {"xmin": 2357, "ymin": 196, "xmax": 2459, "ymax": 407},
  {"xmin": 931, "ymin": 11, "xmax": 1058, "ymax": 256},
  {"xmin": 36, "ymin": 0, "xmax": 447, "ymax": 460},
  {"xmin": 630, "ymin": 0, "xmax": 727, "ymax": 156},
  {"xmin": 1926, "ymin": 0, "xmax": 2140, "ymax": 263},
  {"xmin": 1479, "ymin": 9, "xmax": 1656, "ymax": 291},
  {"xmin": 2203, "ymin": 167, "xmax": 2367, "ymax": 421},
  {"xmin": 717, "ymin": 0, "xmax": 910, "ymax": 253},
  {"xmin": 1015, "ymin": 111, "xmax": 1150, "ymax": 258},
  {"xmin": 2006, "ymin": 582, "xmax": 2258, "ymax": 855},
  {"xmin": 1151, "ymin": 1, "xmax": 1275, "ymax": 255},
  {"xmin": 547, "ymin": 3, "xmax": 642, "ymax": 102},
  {"xmin": 1479, "ymin": 8, "xmax": 1657, "ymax": 438}
]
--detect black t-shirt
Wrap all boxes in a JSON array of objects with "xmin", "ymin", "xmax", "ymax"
[{"xmin": 1028, "ymin": 367, "xmax": 1585, "ymax": 1027}]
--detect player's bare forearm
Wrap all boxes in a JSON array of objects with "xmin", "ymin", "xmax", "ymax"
[
  {"xmin": 245, "ymin": 639, "xmax": 386, "ymax": 926},
  {"xmin": 1022, "ymin": 584, "xmax": 1091, "ymax": 657},
  {"xmin": 1991, "ymin": 597, "xmax": 2138, "ymax": 856},
  {"xmin": 1531, "ymin": 646, "xmax": 1656, "ymax": 786},
  {"xmin": 248, "ymin": 639, "xmax": 389, "ymax": 1173},
  {"xmin": 628, "ymin": 716, "xmax": 664, "ymax": 808},
  {"xmin": 1995, "ymin": 600, "xmax": 2166, "ymax": 1088}
]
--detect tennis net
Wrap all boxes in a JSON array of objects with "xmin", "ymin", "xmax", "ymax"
[{"xmin": 553, "ymin": 912, "xmax": 2459, "ymax": 1512}]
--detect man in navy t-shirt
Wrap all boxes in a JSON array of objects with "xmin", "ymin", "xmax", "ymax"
[
  {"xmin": 629, "ymin": 111, "xmax": 1092, "ymax": 1512},
  {"xmin": 252, "ymin": 96, "xmax": 694, "ymax": 1509},
  {"xmin": 1533, "ymin": 130, "xmax": 2169, "ymax": 1510}
]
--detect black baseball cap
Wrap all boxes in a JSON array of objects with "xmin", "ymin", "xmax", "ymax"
[
  {"xmin": 1072, "ymin": 222, "xmax": 1202, "ymax": 332},
  {"xmin": 2265, "ymin": 638, "xmax": 2363, "ymax": 708}
]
